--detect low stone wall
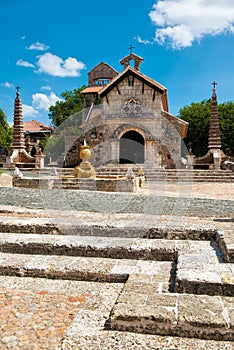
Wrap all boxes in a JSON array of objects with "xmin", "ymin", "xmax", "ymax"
[
  {"xmin": 96, "ymin": 177, "xmax": 139, "ymax": 192},
  {"xmin": 0, "ymin": 174, "xmax": 12, "ymax": 187},
  {"xmin": 13, "ymin": 177, "xmax": 54, "ymax": 189},
  {"xmin": 12, "ymin": 176, "xmax": 139, "ymax": 192}
]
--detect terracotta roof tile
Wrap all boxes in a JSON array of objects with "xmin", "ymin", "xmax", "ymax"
[
  {"xmin": 81, "ymin": 86, "xmax": 104, "ymax": 94},
  {"xmin": 24, "ymin": 120, "xmax": 53, "ymax": 132}
]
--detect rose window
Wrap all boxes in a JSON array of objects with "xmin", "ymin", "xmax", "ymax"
[{"xmin": 122, "ymin": 99, "xmax": 141, "ymax": 118}]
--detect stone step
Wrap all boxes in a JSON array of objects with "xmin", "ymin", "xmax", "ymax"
[
  {"xmin": 0, "ymin": 233, "xmax": 177, "ymax": 261},
  {"xmin": 0, "ymin": 251, "xmax": 172, "ymax": 286},
  {"xmin": 176, "ymin": 254, "xmax": 234, "ymax": 296},
  {"xmin": 146, "ymin": 177, "xmax": 234, "ymax": 183},
  {"xmin": 216, "ymin": 229, "xmax": 234, "ymax": 263},
  {"xmin": 53, "ymin": 178, "xmax": 96, "ymax": 190},
  {"xmin": 0, "ymin": 216, "xmax": 218, "ymax": 240},
  {"xmin": 109, "ymin": 290, "xmax": 234, "ymax": 341},
  {"xmin": 0, "ymin": 232, "xmax": 234, "ymax": 297},
  {"xmin": 95, "ymin": 168, "xmax": 234, "ymax": 182}
]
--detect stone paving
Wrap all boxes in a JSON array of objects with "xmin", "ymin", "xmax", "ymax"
[
  {"xmin": 0, "ymin": 182, "xmax": 233, "ymax": 349},
  {"xmin": 0, "ymin": 186, "xmax": 233, "ymax": 219}
]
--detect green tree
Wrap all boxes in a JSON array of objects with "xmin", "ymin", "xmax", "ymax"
[
  {"xmin": 0, "ymin": 109, "xmax": 12, "ymax": 150},
  {"xmin": 178, "ymin": 100, "xmax": 234, "ymax": 157},
  {"xmin": 48, "ymin": 86, "xmax": 87, "ymax": 127}
]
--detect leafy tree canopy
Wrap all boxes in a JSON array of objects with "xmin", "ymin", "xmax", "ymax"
[
  {"xmin": 0, "ymin": 109, "xmax": 12, "ymax": 150},
  {"xmin": 48, "ymin": 85, "xmax": 101, "ymax": 128},
  {"xmin": 48, "ymin": 86, "xmax": 87, "ymax": 127},
  {"xmin": 178, "ymin": 99, "xmax": 234, "ymax": 157}
]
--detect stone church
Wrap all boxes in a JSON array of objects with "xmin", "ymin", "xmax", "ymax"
[{"xmin": 64, "ymin": 53, "xmax": 188, "ymax": 169}]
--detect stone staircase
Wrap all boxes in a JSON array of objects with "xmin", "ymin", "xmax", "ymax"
[
  {"xmin": 53, "ymin": 177, "xmax": 96, "ymax": 190},
  {"xmin": 96, "ymin": 166, "xmax": 234, "ymax": 183},
  {"xmin": 0, "ymin": 211, "xmax": 233, "ymax": 347},
  {"xmin": 48, "ymin": 166, "xmax": 234, "ymax": 183}
]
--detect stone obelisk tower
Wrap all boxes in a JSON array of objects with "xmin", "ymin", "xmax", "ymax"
[
  {"xmin": 10, "ymin": 87, "xmax": 35, "ymax": 167},
  {"xmin": 13, "ymin": 86, "xmax": 25, "ymax": 149},
  {"xmin": 208, "ymin": 82, "xmax": 221, "ymax": 150},
  {"xmin": 208, "ymin": 82, "xmax": 222, "ymax": 168}
]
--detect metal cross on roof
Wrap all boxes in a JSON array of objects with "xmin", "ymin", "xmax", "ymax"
[
  {"xmin": 212, "ymin": 81, "xmax": 218, "ymax": 89},
  {"xmin": 128, "ymin": 44, "xmax": 135, "ymax": 54},
  {"xmin": 16, "ymin": 85, "xmax": 20, "ymax": 92}
]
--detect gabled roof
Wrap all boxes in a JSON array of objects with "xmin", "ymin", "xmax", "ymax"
[
  {"xmin": 24, "ymin": 120, "xmax": 53, "ymax": 132},
  {"xmin": 88, "ymin": 61, "xmax": 118, "ymax": 75},
  {"xmin": 119, "ymin": 53, "xmax": 144, "ymax": 66},
  {"xmin": 88, "ymin": 61, "xmax": 118, "ymax": 87},
  {"xmin": 99, "ymin": 66, "xmax": 169, "ymax": 112}
]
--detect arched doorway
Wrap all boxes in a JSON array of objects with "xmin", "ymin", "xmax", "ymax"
[{"xmin": 119, "ymin": 130, "xmax": 145, "ymax": 164}]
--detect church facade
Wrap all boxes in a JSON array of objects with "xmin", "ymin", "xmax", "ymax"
[{"xmin": 65, "ymin": 53, "xmax": 188, "ymax": 169}]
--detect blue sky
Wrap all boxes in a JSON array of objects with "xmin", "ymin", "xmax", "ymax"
[{"xmin": 1, "ymin": 0, "xmax": 234, "ymax": 126}]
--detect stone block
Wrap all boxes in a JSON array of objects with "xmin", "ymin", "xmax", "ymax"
[{"xmin": 177, "ymin": 294, "xmax": 230, "ymax": 340}]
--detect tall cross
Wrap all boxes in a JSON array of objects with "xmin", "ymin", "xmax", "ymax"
[
  {"xmin": 128, "ymin": 44, "xmax": 135, "ymax": 54},
  {"xmin": 16, "ymin": 85, "xmax": 20, "ymax": 92},
  {"xmin": 212, "ymin": 81, "xmax": 218, "ymax": 89}
]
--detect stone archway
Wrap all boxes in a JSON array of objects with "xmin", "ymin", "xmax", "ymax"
[{"xmin": 119, "ymin": 130, "xmax": 145, "ymax": 164}]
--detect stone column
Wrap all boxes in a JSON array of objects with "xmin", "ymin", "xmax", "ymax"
[
  {"xmin": 110, "ymin": 140, "xmax": 119, "ymax": 163},
  {"xmin": 145, "ymin": 140, "xmax": 161, "ymax": 167}
]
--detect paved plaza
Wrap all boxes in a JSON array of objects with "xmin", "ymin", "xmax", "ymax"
[{"xmin": 0, "ymin": 181, "xmax": 233, "ymax": 349}]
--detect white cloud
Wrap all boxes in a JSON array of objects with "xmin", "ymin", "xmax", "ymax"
[
  {"xmin": 16, "ymin": 59, "xmax": 35, "ymax": 68},
  {"xmin": 36, "ymin": 52, "xmax": 86, "ymax": 77},
  {"xmin": 22, "ymin": 104, "xmax": 39, "ymax": 117},
  {"xmin": 32, "ymin": 92, "xmax": 62, "ymax": 111},
  {"xmin": 22, "ymin": 92, "xmax": 62, "ymax": 118},
  {"xmin": 21, "ymin": 35, "xmax": 26, "ymax": 40},
  {"xmin": 1, "ymin": 82, "xmax": 14, "ymax": 89},
  {"xmin": 135, "ymin": 36, "xmax": 153, "ymax": 45},
  {"xmin": 149, "ymin": 0, "xmax": 234, "ymax": 49},
  {"xmin": 41, "ymin": 85, "xmax": 52, "ymax": 91},
  {"xmin": 26, "ymin": 41, "xmax": 50, "ymax": 51}
]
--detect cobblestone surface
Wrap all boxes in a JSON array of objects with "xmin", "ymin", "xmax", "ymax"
[
  {"xmin": 0, "ymin": 288, "xmax": 88, "ymax": 349},
  {"xmin": 0, "ymin": 277, "xmax": 123, "ymax": 350},
  {"xmin": 0, "ymin": 187, "xmax": 233, "ymax": 218}
]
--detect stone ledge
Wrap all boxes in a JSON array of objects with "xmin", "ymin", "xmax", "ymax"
[
  {"xmin": 109, "ymin": 293, "xmax": 234, "ymax": 341},
  {"xmin": 0, "ymin": 233, "xmax": 178, "ymax": 261},
  {"xmin": 216, "ymin": 230, "xmax": 234, "ymax": 263},
  {"xmin": 0, "ymin": 216, "xmax": 218, "ymax": 239},
  {"xmin": 0, "ymin": 252, "xmax": 172, "ymax": 285}
]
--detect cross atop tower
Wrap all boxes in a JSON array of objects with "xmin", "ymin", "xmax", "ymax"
[
  {"xmin": 16, "ymin": 85, "xmax": 20, "ymax": 93},
  {"xmin": 128, "ymin": 44, "xmax": 135, "ymax": 54},
  {"xmin": 212, "ymin": 81, "xmax": 217, "ymax": 89}
]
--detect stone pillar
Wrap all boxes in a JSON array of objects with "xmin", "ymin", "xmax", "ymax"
[
  {"xmin": 13, "ymin": 88, "xmax": 25, "ymax": 149},
  {"xmin": 110, "ymin": 140, "xmax": 119, "ymax": 163},
  {"xmin": 145, "ymin": 140, "xmax": 161, "ymax": 167},
  {"xmin": 35, "ymin": 154, "xmax": 45, "ymax": 169},
  {"xmin": 186, "ymin": 154, "xmax": 195, "ymax": 169}
]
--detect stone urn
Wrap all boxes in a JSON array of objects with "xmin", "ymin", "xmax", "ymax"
[
  {"xmin": 73, "ymin": 145, "xmax": 96, "ymax": 179},
  {"xmin": 80, "ymin": 145, "xmax": 91, "ymax": 161}
]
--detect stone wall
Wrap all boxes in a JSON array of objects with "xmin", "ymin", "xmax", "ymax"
[
  {"xmin": 13, "ymin": 177, "xmax": 54, "ymax": 189},
  {"xmin": 64, "ymin": 75, "xmax": 183, "ymax": 169}
]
